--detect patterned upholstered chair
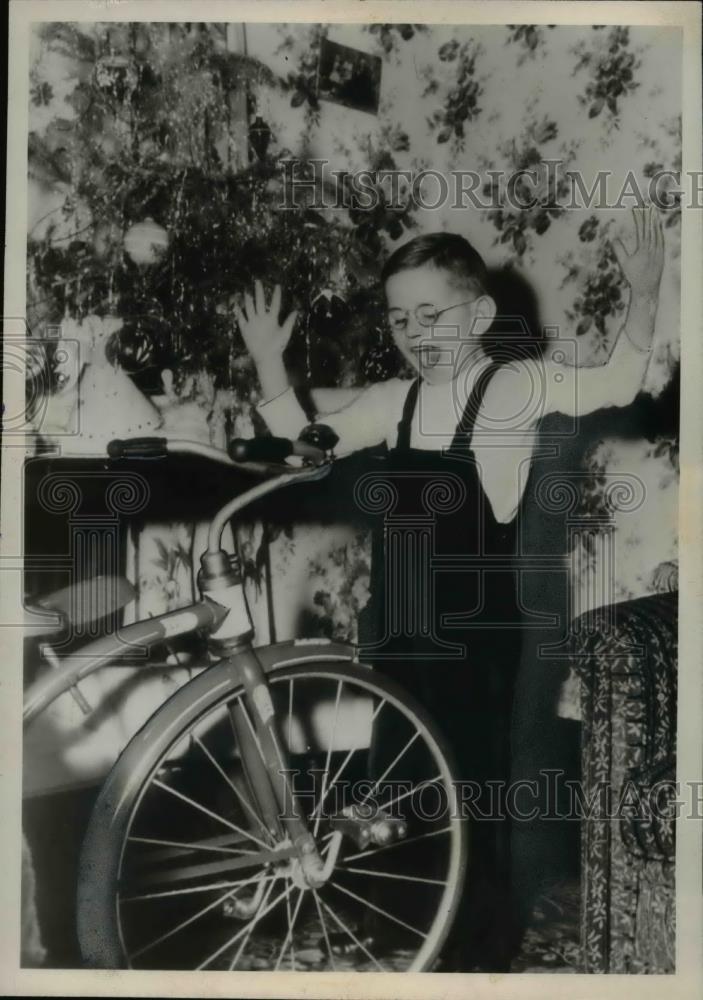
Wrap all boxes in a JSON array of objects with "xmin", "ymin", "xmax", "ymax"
[{"xmin": 574, "ymin": 586, "xmax": 677, "ymax": 973}]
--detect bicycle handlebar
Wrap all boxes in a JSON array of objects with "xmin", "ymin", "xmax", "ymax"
[
  {"xmin": 107, "ymin": 437, "xmax": 169, "ymax": 460},
  {"xmin": 107, "ymin": 435, "xmax": 326, "ymax": 470},
  {"xmin": 107, "ymin": 434, "xmax": 334, "ymax": 553},
  {"xmin": 228, "ymin": 436, "xmax": 325, "ymax": 464}
]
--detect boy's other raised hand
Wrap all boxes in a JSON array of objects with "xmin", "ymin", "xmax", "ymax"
[
  {"xmin": 611, "ymin": 203, "xmax": 664, "ymax": 301},
  {"xmin": 234, "ymin": 281, "xmax": 298, "ymax": 365}
]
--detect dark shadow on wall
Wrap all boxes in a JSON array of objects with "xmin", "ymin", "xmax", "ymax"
[
  {"xmin": 485, "ymin": 265, "xmax": 547, "ymax": 361},
  {"xmin": 511, "ymin": 359, "xmax": 680, "ymax": 936}
]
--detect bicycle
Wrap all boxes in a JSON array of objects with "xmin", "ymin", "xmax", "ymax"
[{"xmin": 22, "ymin": 427, "xmax": 468, "ymax": 972}]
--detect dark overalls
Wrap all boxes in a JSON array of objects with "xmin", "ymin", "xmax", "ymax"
[{"xmin": 359, "ymin": 365, "xmax": 522, "ymax": 969}]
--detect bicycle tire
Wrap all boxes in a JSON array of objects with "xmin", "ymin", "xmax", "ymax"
[{"xmin": 77, "ymin": 654, "xmax": 468, "ymax": 972}]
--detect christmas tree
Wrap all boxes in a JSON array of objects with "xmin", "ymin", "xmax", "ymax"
[{"xmin": 27, "ymin": 22, "xmax": 414, "ymax": 413}]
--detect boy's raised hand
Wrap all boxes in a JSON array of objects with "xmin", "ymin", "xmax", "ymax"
[
  {"xmin": 234, "ymin": 280, "xmax": 298, "ymax": 365},
  {"xmin": 611, "ymin": 203, "xmax": 664, "ymax": 301}
]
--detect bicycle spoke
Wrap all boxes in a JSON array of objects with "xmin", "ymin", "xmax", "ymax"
[
  {"xmin": 313, "ymin": 679, "xmax": 343, "ymax": 839},
  {"xmin": 340, "ymin": 865, "xmax": 448, "ymax": 887},
  {"xmin": 285, "ymin": 880, "xmax": 294, "ymax": 969},
  {"xmin": 104, "ymin": 665, "xmax": 467, "ymax": 972},
  {"xmin": 226, "ymin": 878, "xmax": 277, "ymax": 971},
  {"xmin": 310, "ymin": 698, "xmax": 386, "ymax": 822},
  {"xmin": 382, "ymin": 775, "xmax": 442, "ymax": 814},
  {"xmin": 287, "ymin": 678, "xmax": 294, "ymax": 751},
  {"xmin": 152, "ymin": 778, "xmax": 271, "ymax": 852},
  {"xmin": 120, "ymin": 872, "xmax": 276, "ymax": 903},
  {"xmin": 312, "ymin": 888, "xmax": 336, "ymax": 971},
  {"xmin": 359, "ymin": 730, "xmax": 421, "ymax": 806},
  {"xmin": 317, "ymin": 895, "xmax": 386, "ymax": 971},
  {"xmin": 127, "ymin": 877, "xmax": 259, "ymax": 961},
  {"xmin": 127, "ymin": 835, "xmax": 254, "ymax": 857},
  {"xmin": 228, "ymin": 696, "xmax": 265, "ymax": 767},
  {"xmin": 125, "ymin": 846, "xmax": 293, "ymax": 889},
  {"xmin": 283, "ymin": 879, "xmax": 295, "ymax": 970},
  {"xmin": 274, "ymin": 882, "xmax": 305, "ymax": 971},
  {"xmin": 329, "ymin": 879, "xmax": 426, "ymax": 939},
  {"xmin": 193, "ymin": 735, "xmax": 271, "ymax": 843},
  {"xmin": 343, "ymin": 825, "xmax": 453, "ymax": 863}
]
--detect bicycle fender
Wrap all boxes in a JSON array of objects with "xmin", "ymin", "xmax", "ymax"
[{"xmin": 252, "ymin": 639, "xmax": 360, "ymax": 672}]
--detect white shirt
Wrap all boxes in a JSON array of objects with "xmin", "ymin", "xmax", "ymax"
[{"xmin": 257, "ymin": 329, "xmax": 651, "ymax": 524}]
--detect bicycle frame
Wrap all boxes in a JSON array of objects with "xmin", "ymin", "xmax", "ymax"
[
  {"xmin": 22, "ymin": 599, "xmax": 226, "ymax": 725},
  {"xmin": 23, "ymin": 604, "xmax": 358, "ymax": 880},
  {"xmin": 23, "ymin": 437, "xmax": 347, "ymax": 886}
]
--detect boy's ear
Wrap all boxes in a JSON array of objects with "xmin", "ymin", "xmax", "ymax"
[{"xmin": 469, "ymin": 294, "xmax": 497, "ymax": 338}]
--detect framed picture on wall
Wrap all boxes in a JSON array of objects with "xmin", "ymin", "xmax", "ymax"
[{"xmin": 316, "ymin": 37, "xmax": 382, "ymax": 114}]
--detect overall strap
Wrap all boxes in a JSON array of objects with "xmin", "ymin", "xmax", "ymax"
[
  {"xmin": 447, "ymin": 361, "xmax": 503, "ymax": 455},
  {"xmin": 395, "ymin": 378, "xmax": 421, "ymax": 451}
]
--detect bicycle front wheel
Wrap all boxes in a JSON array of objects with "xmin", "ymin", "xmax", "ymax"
[{"xmin": 78, "ymin": 655, "xmax": 467, "ymax": 972}]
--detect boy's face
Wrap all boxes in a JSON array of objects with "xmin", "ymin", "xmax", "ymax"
[{"xmin": 385, "ymin": 265, "xmax": 488, "ymax": 385}]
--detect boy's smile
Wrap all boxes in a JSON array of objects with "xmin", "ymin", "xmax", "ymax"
[{"xmin": 384, "ymin": 265, "xmax": 495, "ymax": 385}]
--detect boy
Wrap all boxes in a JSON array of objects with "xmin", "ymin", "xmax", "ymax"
[
  {"xmin": 236, "ymin": 205, "xmax": 664, "ymax": 968},
  {"xmin": 238, "ymin": 207, "xmax": 662, "ymax": 525}
]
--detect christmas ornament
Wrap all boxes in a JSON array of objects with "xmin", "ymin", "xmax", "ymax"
[
  {"xmin": 124, "ymin": 218, "xmax": 170, "ymax": 266},
  {"xmin": 105, "ymin": 319, "xmax": 166, "ymax": 396},
  {"xmin": 248, "ymin": 114, "xmax": 272, "ymax": 161},
  {"xmin": 105, "ymin": 325, "xmax": 157, "ymax": 374}
]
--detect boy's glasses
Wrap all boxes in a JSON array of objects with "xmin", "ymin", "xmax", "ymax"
[{"xmin": 387, "ymin": 298, "xmax": 476, "ymax": 333}]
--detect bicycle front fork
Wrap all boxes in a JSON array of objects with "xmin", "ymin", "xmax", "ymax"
[
  {"xmin": 198, "ymin": 548, "xmax": 332, "ymax": 889},
  {"xmin": 228, "ymin": 647, "xmax": 338, "ymax": 888}
]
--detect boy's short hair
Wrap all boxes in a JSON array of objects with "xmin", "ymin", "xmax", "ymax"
[{"xmin": 381, "ymin": 232, "xmax": 490, "ymax": 297}]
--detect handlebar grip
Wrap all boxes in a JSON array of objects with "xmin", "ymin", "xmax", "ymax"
[
  {"xmin": 228, "ymin": 436, "xmax": 294, "ymax": 464},
  {"xmin": 107, "ymin": 437, "xmax": 168, "ymax": 459}
]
